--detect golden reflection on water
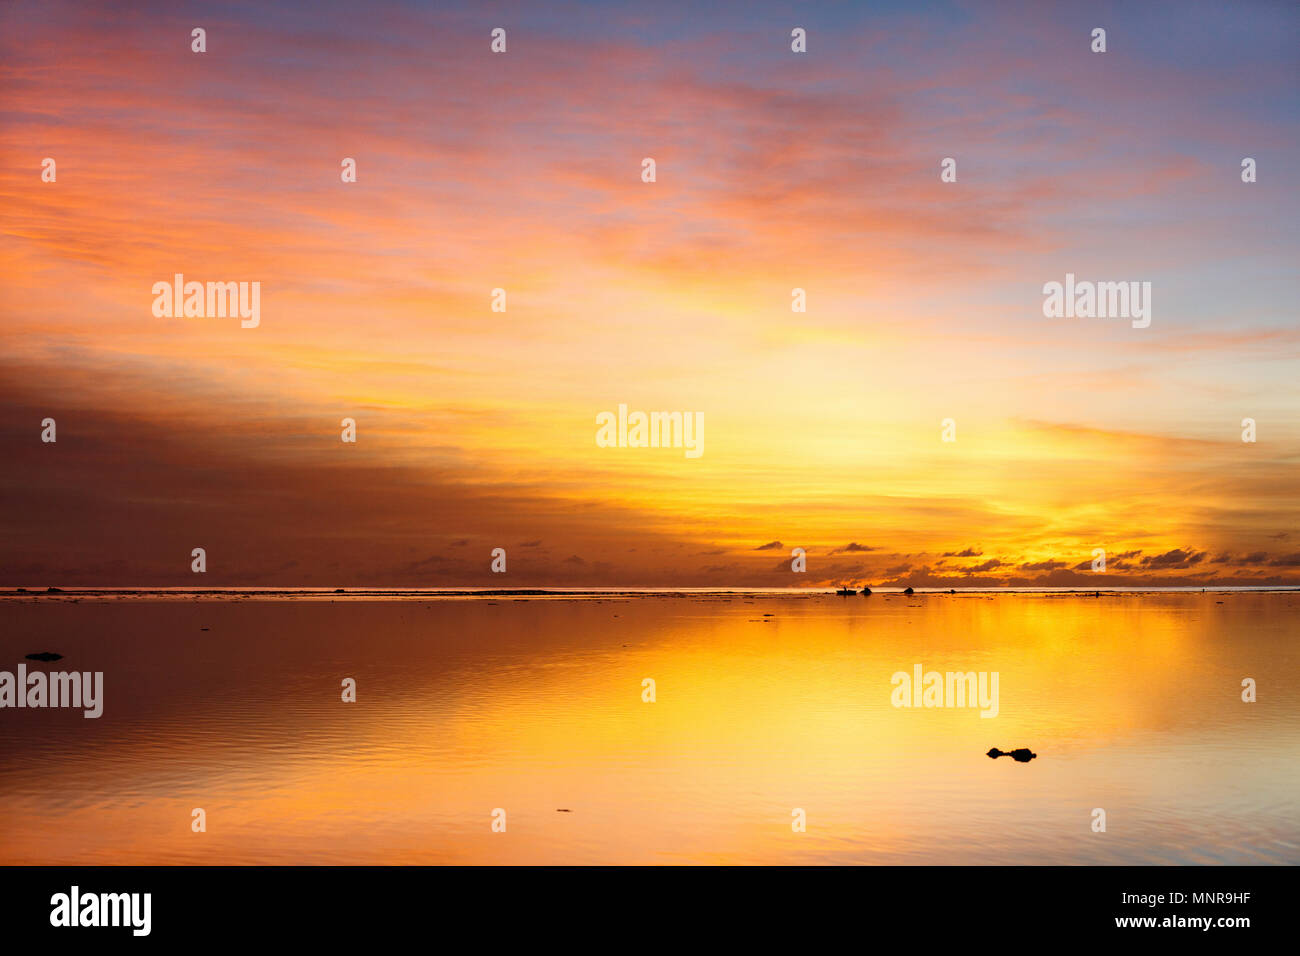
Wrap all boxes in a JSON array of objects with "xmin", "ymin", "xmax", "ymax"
[{"xmin": 0, "ymin": 592, "xmax": 1296, "ymax": 863}]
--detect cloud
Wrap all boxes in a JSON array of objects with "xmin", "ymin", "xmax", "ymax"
[
  {"xmin": 1140, "ymin": 549, "xmax": 1208, "ymax": 569},
  {"xmin": 831, "ymin": 542, "xmax": 878, "ymax": 554}
]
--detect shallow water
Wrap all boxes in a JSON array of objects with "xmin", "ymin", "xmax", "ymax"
[{"xmin": 0, "ymin": 591, "xmax": 1296, "ymax": 864}]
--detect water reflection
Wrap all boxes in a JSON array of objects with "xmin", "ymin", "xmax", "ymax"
[{"xmin": 0, "ymin": 591, "xmax": 1296, "ymax": 864}]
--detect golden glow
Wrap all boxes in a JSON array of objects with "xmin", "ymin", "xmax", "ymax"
[{"xmin": 2, "ymin": 594, "xmax": 1293, "ymax": 864}]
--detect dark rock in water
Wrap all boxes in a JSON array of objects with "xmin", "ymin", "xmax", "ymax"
[
  {"xmin": 861, "ymin": 587, "xmax": 872, "ymax": 595},
  {"xmin": 26, "ymin": 652, "xmax": 63, "ymax": 662},
  {"xmin": 334, "ymin": 588, "xmax": 345, "ymax": 593},
  {"xmin": 987, "ymin": 747, "xmax": 1037, "ymax": 762},
  {"xmin": 556, "ymin": 808, "xmax": 572, "ymax": 812},
  {"xmin": 16, "ymin": 587, "xmax": 26, "ymax": 593},
  {"xmin": 46, "ymin": 587, "xmax": 62, "ymax": 593},
  {"xmin": 948, "ymin": 589, "xmax": 956, "ymax": 594},
  {"xmin": 903, "ymin": 586, "xmax": 915, "ymax": 595},
  {"xmin": 836, "ymin": 588, "xmax": 855, "ymax": 595}
]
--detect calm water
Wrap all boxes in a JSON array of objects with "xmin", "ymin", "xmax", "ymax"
[{"xmin": 1, "ymin": 591, "xmax": 1297, "ymax": 864}]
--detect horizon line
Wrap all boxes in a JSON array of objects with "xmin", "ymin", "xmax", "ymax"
[{"xmin": 6, "ymin": 585, "xmax": 1298, "ymax": 598}]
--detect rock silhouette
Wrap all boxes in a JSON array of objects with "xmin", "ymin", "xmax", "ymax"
[
  {"xmin": 25, "ymin": 652, "xmax": 63, "ymax": 662},
  {"xmin": 860, "ymin": 587, "xmax": 872, "ymax": 595},
  {"xmin": 987, "ymin": 747, "xmax": 1036, "ymax": 762},
  {"xmin": 903, "ymin": 586, "xmax": 915, "ymax": 595}
]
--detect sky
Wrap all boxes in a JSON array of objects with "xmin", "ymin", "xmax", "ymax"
[{"xmin": 1, "ymin": 0, "xmax": 1297, "ymax": 587}]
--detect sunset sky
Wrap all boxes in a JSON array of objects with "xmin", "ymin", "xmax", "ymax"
[{"xmin": 1, "ymin": 0, "xmax": 1297, "ymax": 587}]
